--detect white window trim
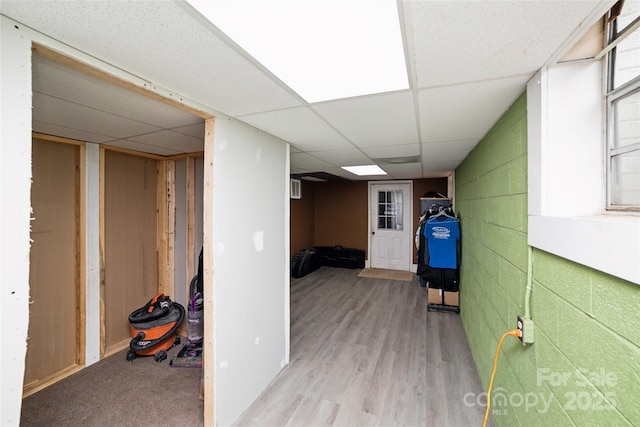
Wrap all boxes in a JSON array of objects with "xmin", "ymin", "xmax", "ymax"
[{"xmin": 527, "ymin": 66, "xmax": 640, "ymax": 285}]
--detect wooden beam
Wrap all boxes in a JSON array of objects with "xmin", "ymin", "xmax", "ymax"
[
  {"xmin": 32, "ymin": 132, "xmax": 85, "ymax": 146},
  {"xmin": 167, "ymin": 160, "xmax": 176, "ymax": 298},
  {"xmin": 104, "ymin": 144, "xmax": 166, "ymax": 161},
  {"xmin": 203, "ymin": 118, "xmax": 216, "ymax": 426},
  {"xmin": 156, "ymin": 159, "xmax": 176, "ymax": 297},
  {"xmin": 99, "ymin": 147, "xmax": 106, "ymax": 358},
  {"xmin": 168, "ymin": 151, "xmax": 205, "ymax": 160},
  {"xmin": 186, "ymin": 156, "xmax": 196, "ymax": 300}
]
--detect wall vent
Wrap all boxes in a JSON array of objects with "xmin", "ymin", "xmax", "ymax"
[{"xmin": 290, "ymin": 179, "xmax": 301, "ymax": 199}]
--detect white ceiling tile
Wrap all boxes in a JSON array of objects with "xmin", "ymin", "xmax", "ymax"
[
  {"xmin": 32, "ymin": 55, "xmax": 202, "ymax": 129},
  {"xmin": 32, "ymin": 121, "xmax": 114, "ymax": 144},
  {"xmin": 361, "ymin": 143, "xmax": 420, "ymax": 158},
  {"xmin": 381, "ymin": 163, "xmax": 423, "ymax": 179},
  {"xmin": 238, "ymin": 107, "xmax": 353, "ymax": 151},
  {"xmin": 290, "ymin": 167, "xmax": 309, "ymax": 175},
  {"xmin": 408, "ymin": 0, "xmax": 603, "ymax": 87},
  {"xmin": 421, "ymin": 140, "xmax": 479, "ymax": 163},
  {"xmin": 33, "ymin": 92, "xmax": 161, "ymax": 140},
  {"xmin": 418, "ymin": 77, "xmax": 527, "ymax": 142},
  {"xmin": 309, "ymin": 149, "xmax": 373, "ymax": 167},
  {"xmin": 290, "ymin": 152, "xmax": 336, "ymax": 171},
  {"xmin": 129, "ymin": 130, "xmax": 204, "ymax": 153},
  {"xmin": 313, "ymin": 91, "xmax": 419, "ymax": 147},
  {"xmin": 423, "ymin": 160, "xmax": 463, "ymax": 174},
  {"xmin": 172, "ymin": 123, "xmax": 205, "ymax": 139}
]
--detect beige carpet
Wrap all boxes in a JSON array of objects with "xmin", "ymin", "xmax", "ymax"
[
  {"xmin": 21, "ymin": 345, "xmax": 203, "ymax": 426},
  {"xmin": 358, "ymin": 268, "xmax": 415, "ymax": 282}
]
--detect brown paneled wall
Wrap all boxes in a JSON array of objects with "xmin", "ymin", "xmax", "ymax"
[
  {"xmin": 290, "ymin": 177, "xmax": 449, "ymax": 263},
  {"xmin": 314, "ymin": 181, "xmax": 369, "ymax": 253}
]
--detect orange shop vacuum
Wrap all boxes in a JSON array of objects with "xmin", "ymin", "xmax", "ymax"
[{"xmin": 126, "ymin": 293, "xmax": 185, "ymax": 362}]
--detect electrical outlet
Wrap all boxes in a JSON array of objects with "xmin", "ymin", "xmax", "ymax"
[{"xmin": 517, "ymin": 316, "xmax": 534, "ymax": 345}]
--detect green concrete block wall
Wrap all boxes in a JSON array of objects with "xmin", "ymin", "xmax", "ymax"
[{"xmin": 455, "ymin": 92, "xmax": 640, "ymax": 426}]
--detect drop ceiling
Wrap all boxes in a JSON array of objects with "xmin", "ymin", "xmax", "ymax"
[{"xmin": 1, "ymin": 0, "xmax": 609, "ymax": 180}]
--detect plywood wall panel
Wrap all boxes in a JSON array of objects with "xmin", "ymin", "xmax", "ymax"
[
  {"xmin": 103, "ymin": 150, "xmax": 158, "ymax": 353},
  {"xmin": 25, "ymin": 138, "xmax": 80, "ymax": 386}
]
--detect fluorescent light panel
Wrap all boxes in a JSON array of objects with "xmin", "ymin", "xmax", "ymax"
[
  {"xmin": 342, "ymin": 165, "xmax": 387, "ymax": 176},
  {"xmin": 187, "ymin": 0, "xmax": 408, "ymax": 103}
]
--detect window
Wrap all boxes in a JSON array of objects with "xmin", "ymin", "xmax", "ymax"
[
  {"xmin": 606, "ymin": 1, "xmax": 640, "ymax": 210},
  {"xmin": 377, "ymin": 190, "xmax": 403, "ymax": 230},
  {"xmin": 526, "ymin": 1, "xmax": 640, "ymax": 285}
]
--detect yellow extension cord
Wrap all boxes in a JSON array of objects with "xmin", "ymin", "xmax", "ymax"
[{"xmin": 482, "ymin": 329, "xmax": 522, "ymax": 427}]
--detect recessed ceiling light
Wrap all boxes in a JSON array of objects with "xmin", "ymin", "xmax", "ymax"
[
  {"xmin": 186, "ymin": 0, "xmax": 408, "ymax": 103},
  {"xmin": 342, "ymin": 165, "xmax": 387, "ymax": 176}
]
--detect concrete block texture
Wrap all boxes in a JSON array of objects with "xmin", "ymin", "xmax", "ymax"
[{"xmin": 456, "ymin": 92, "xmax": 640, "ymax": 426}]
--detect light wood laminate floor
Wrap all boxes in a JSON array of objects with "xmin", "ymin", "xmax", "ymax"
[{"xmin": 233, "ymin": 267, "xmax": 491, "ymax": 427}]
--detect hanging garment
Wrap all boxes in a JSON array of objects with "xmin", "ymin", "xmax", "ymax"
[{"xmin": 424, "ymin": 216, "xmax": 460, "ymax": 269}]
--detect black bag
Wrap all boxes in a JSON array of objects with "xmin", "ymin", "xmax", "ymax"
[
  {"xmin": 290, "ymin": 249, "xmax": 322, "ymax": 278},
  {"xmin": 419, "ymin": 266, "xmax": 459, "ymax": 291},
  {"xmin": 313, "ymin": 245, "xmax": 365, "ymax": 269}
]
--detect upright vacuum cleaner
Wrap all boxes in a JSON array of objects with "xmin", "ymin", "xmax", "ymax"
[
  {"xmin": 171, "ymin": 248, "xmax": 204, "ymax": 367},
  {"xmin": 126, "ymin": 293, "xmax": 185, "ymax": 362}
]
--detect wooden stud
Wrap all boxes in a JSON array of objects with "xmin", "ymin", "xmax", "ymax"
[
  {"xmin": 203, "ymin": 118, "xmax": 216, "ymax": 426},
  {"xmin": 157, "ymin": 161, "xmax": 169, "ymax": 296},
  {"xmin": 31, "ymin": 132, "xmax": 85, "ymax": 146},
  {"xmin": 99, "ymin": 146, "xmax": 106, "ymax": 358},
  {"xmin": 156, "ymin": 159, "xmax": 176, "ymax": 297},
  {"xmin": 167, "ymin": 159, "xmax": 176, "ymax": 298},
  {"xmin": 186, "ymin": 156, "xmax": 196, "ymax": 300},
  {"xmin": 169, "ymin": 151, "xmax": 205, "ymax": 160},
  {"xmin": 104, "ymin": 144, "xmax": 166, "ymax": 161}
]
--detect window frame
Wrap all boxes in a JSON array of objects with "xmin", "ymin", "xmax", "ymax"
[{"xmin": 605, "ymin": 5, "xmax": 640, "ymax": 211}]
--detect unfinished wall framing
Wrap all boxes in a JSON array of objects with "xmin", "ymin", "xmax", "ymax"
[
  {"xmin": 173, "ymin": 154, "xmax": 205, "ymax": 337},
  {"xmin": 100, "ymin": 146, "xmax": 179, "ymax": 357},
  {"xmin": 1, "ymin": 23, "xmax": 218, "ymax": 424}
]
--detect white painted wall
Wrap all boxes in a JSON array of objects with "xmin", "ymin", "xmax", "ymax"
[
  {"xmin": 85, "ymin": 143, "xmax": 101, "ymax": 365},
  {"xmin": 0, "ymin": 18, "xmax": 33, "ymax": 425},
  {"xmin": 212, "ymin": 118, "xmax": 290, "ymax": 426}
]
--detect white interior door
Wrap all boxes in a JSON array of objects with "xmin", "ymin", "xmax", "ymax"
[{"xmin": 369, "ymin": 182, "xmax": 412, "ymax": 271}]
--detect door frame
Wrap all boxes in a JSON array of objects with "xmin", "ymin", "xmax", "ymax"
[{"xmin": 367, "ymin": 180, "xmax": 413, "ymax": 271}]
